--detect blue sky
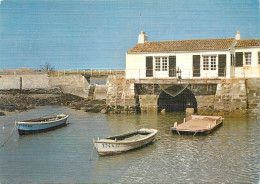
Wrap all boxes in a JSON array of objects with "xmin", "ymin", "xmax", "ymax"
[{"xmin": 0, "ymin": 0, "xmax": 259, "ymax": 70}]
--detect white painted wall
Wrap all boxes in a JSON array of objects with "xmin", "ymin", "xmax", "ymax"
[
  {"xmin": 126, "ymin": 50, "xmax": 231, "ymax": 79},
  {"xmin": 232, "ymin": 47, "xmax": 260, "ymax": 78}
]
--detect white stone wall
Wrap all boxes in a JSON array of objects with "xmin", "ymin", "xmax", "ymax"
[{"xmin": 232, "ymin": 47, "xmax": 260, "ymax": 78}]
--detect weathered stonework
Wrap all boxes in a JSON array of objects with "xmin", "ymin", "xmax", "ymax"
[
  {"xmin": 247, "ymin": 78, "xmax": 260, "ymax": 116},
  {"xmin": 138, "ymin": 95, "xmax": 158, "ymax": 113},
  {"xmin": 106, "ymin": 75, "xmax": 136, "ymax": 111}
]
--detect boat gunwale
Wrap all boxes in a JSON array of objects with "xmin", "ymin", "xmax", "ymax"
[
  {"xmin": 17, "ymin": 115, "xmax": 69, "ymax": 125},
  {"xmin": 94, "ymin": 129, "xmax": 158, "ymax": 144}
]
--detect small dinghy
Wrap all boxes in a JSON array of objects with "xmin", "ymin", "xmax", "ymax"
[
  {"xmin": 93, "ymin": 128, "xmax": 158, "ymax": 156},
  {"xmin": 16, "ymin": 114, "xmax": 69, "ymax": 135},
  {"xmin": 171, "ymin": 115, "xmax": 224, "ymax": 136}
]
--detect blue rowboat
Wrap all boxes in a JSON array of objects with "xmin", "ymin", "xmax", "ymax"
[{"xmin": 16, "ymin": 114, "xmax": 69, "ymax": 135}]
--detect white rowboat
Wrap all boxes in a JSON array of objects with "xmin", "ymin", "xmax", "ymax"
[{"xmin": 93, "ymin": 128, "xmax": 158, "ymax": 156}]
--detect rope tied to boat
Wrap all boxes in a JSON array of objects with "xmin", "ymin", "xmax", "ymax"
[{"xmin": 1, "ymin": 122, "xmax": 17, "ymax": 148}]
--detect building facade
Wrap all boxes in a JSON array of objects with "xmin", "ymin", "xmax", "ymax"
[{"xmin": 126, "ymin": 31, "xmax": 260, "ymax": 79}]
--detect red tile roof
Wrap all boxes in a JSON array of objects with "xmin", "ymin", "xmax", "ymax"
[
  {"xmin": 127, "ymin": 38, "xmax": 235, "ymax": 53},
  {"xmin": 235, "ymin": 39, "xmax": 260, "ymax": 47}
]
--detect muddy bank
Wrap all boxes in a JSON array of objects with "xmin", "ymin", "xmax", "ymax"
[{"xmin": 0, "ymin": 89, "xmax": 106, "ymax": 115}]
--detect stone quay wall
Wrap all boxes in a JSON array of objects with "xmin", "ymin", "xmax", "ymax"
[
  {"xmin": 105, "ymin": 75, "xmax": 136, "ymax": 113},
  {"xmin": 106, "ymin": 76, "xmax": 260, "ymax": 117},
  {"xmin": 197, "ymin": 78, "xmax": 260, "ymax": 117},
  {"xmin": 1, "ymin": 73, "xmax": 259, "ymax": 117}
]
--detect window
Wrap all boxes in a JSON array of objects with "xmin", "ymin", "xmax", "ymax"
[
  {"xmin": 245, "ymin": 52, "xmax": 251, "ymax": 65},
  {"xmin": 210, "ymin": 56, "xmax": 216, "ymax": 70},
  {"xmin": 203, "ymin": 56, "xmax": 209, "ymax": 70},
  {"xmin": 155, "ymin": 57, "xmax": 160, "ymax": 71},
  {"xmin": 258, "ymin": 52, "xmax": 260, "ymax": 64},
  {"xmin": 155, "ymin": 57, "xmax": 168, "ymax": 71},
  {"xmin": 162, "ymin": 57, "xmax": 167, "ymax": 71},
  {"xmin": 203, "ymin": 55, "xmax": 217, "ymax": 70}
]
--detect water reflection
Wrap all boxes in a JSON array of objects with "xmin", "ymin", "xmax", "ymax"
[{"xmin": 0, "ymin": 106, "xmax": 259, "ymax": 183}]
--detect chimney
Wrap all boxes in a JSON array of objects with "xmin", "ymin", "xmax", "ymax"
[
  {"xmin": 235, "ymin": 31, "xmax": 241, "ymax": 40},
  {"xmin": 138, "ymin": 31, "xmax": 148, "ymax": 43}
]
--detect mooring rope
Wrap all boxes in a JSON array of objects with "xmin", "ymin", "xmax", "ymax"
[
  {"xmin": 198, "ymin": 95, "xmax": 217, "ymax": 115},
  {"xmin": 89, "ymin": 144, "xmax": 95, "ymax": 161},
  {"xmin": 1, "ymin": 123, "xmax": 17, "ymax": 148},
  {"xmin": 159, "ymin": 83, "xmax": 190, "ymax": 98}
]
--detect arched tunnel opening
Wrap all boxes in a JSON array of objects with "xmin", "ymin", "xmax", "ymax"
[{"xmin": 157, "ymin": 86, "xmax": 197, "ymax": 113}]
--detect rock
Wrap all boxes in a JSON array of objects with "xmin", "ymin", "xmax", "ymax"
[
  {"xmin": 0, "ymin": 112, "xmax": 5, "ymax": 116},
  {"xmin": 100, "ymin": 109, "xmax": 106, "ymax": 114},
  {"xmin": 161, "ymin": 109, "xmax": 165, "ymax": 114}
]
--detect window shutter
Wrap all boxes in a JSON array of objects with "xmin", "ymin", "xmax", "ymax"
[
  {"xmin": 218, "ymin": 54, "xmax": 226, "ymax": 77},
  {"xmin": 193, "ymin": 55, "xmax": 200, "ymax": 77},
  {"xmin": 169, "ymin": 56, "xmax": 176, "ymax": 77},
  {"xmin": 235, "ymin": 52, "xmax": 243, "ymax": 67},
  {"xmin": 146, "ymin": 56, "xmax": 153, "ymax": 77}
]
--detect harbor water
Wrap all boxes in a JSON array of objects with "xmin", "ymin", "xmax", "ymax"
[{"xmin": 0, "ymin": 106, "xmax": 259, "ymax": 183}]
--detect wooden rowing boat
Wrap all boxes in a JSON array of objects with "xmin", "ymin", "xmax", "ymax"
[
  {"xmin": 171, "ymin": 115, "xmax": 224, "ymax": 135},
  {"xmin": 93, "ymin": 128, "xmax": 158, "ymax": 156},
  {"xmin": 16, "ymin": 114, "xmax": 69, "ymax": 135}
]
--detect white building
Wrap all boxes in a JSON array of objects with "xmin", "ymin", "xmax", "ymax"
[{"xmin": 126, "ymin": 31, "xmax": 260, "ymax": 79}]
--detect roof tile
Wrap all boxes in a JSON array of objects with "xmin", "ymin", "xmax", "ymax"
[
  {"xmin": 235, "ymin": 39, "xmax": 260, "ymax": 47},
  {"xmin": 127, "ymin": 38, "xmax": 235, "ymax": 53}
]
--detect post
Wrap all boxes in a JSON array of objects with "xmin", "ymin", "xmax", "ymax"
[{"xmin": 19, "ymin": 77, "xmax": 22, "ymax": 94}]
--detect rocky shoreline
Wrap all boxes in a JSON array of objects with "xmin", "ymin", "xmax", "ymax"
[
  {"xmin": 0, "ymin": 89, "xmax": 106, "ymax": 116},
  {"xmin": 0, "ymin": 89, "xmax": 138, "ymax": 116}
]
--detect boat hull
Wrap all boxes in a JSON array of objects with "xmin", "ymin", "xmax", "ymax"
[
  {"xmin": 16, "ymin": 115, "xmax": 69, "ymax": 135},
  {"xmin": 170, "ymin": 115, "xmax": 224, "ymax": 136},
  {"xmin": 94, "ymin": 129, "xmax": 158, "ymax": 156}
]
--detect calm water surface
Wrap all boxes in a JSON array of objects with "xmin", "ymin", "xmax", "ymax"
[{"xmin": 0, "ymin": 106, "xmax": 259, "ymax": 183}]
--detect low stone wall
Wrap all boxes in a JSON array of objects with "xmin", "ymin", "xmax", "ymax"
[
  {"xmin": 0, "ymin": 74, "xmax": 90, "ymax": 98},
  {"xmin": 94, "ymin": 85, "xmax": 108, "ymax": 100},
  {"xmin": 0, "ymin": 74, "xmax": 49, "ymax": 89},
  {"xmin": 49, "ymin": 75, "xmax": 90, "ymax": 98}
]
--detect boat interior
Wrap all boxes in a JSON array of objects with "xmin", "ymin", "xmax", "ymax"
[
  {"xmin": 106, "ymin": 131, "xmax": 150, "ymax": 141},
  {"xmin": 23, "ymin": 116, "xmax": 62, "ymax": 122}
]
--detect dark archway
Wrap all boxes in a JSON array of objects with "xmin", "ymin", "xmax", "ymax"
[{"xmin": 158, "ymin": 86, "xmax": 197, "ymax": 113}]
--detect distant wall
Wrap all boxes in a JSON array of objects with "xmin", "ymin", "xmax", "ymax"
[
  {"xmin": 49, "ymin": 75, "xmax": 90, "ymax": 98},
  {"xmin": 0, "ymin": 74, "xmax": 90, "ymax": 98},
  {"xmin": 0, "ymin": 74, "xmax": 49, "ymax": 89}
]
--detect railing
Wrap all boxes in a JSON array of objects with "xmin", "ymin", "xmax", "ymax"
[
  {"xmin": 0, "ymin": 69, "xmax": 125, "ymax": 77},
  {"xmin": 0, "ymin": 67, "xmax": 259, "ymax": 78},
  {"xmin": 125, "ymin": 67, "xmax": 260, "ymax": 79},
  {"xmin": 51, "ymin": 69, "xmax": 125, "ymax": 77}
]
